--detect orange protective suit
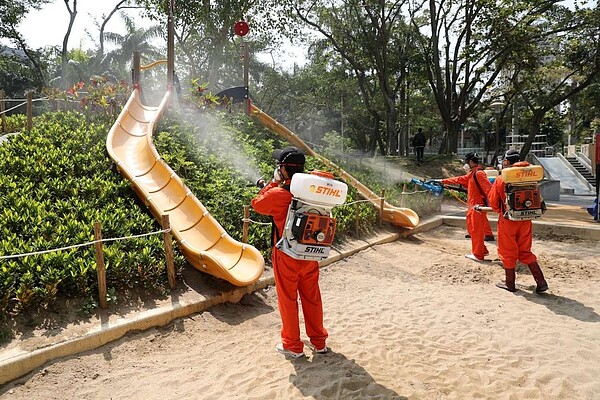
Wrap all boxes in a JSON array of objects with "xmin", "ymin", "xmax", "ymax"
[
  {"xmin": 487, "ymin": 166, "xmax": 537, "ymax": 269},
  {"xmin": 442, "ymin": 166, "xmax": 493, "ymax": 259},
  {"xmin": 251, "ymin": 180, "xmax": 327, "ymax": 353}
]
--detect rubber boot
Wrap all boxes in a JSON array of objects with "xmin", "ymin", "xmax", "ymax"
[
  {"xmin": 495, "ymin": 269, "xmax": 516, "ymax": 292},
  {"xmin": 528, "ymin": 262, "xmax": 548, "ymax": 293}
]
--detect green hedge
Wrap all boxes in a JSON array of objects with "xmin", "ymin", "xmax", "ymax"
[{"xmin": 0, "ymin": 109, "xmax": 389, "ymax": 320}]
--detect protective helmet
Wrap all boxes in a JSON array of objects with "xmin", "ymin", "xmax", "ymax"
[
  {"xmin": 464, "ymin": 152, "xmax": 479, "ymax": 164},
  {"xmin": 272, "ymin": 147, "xmax": 305, "ymax": 166},
  {"xmin": 504, "ymin": 149, "xmax": 520, "ymax": 165}
]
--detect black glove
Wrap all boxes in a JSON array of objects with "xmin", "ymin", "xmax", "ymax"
[{"xmin": 256, "ymin": 178, "xmax": 266, "ymax": 188}]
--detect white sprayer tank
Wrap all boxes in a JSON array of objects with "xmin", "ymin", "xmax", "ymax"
[{"xmin": 290, "ymin": 171, "xmax": 348, "ymax": 206}]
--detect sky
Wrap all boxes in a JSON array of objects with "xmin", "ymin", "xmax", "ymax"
[
  {"xmin": 13, "ymin": 0, "xmax": 592, "ymax": 69},
  {"xmin": 14, "ymin": 0, "xmax": 305, "ymax": 70},
  {"xmin": 17, "ymin": 1, "xmax": 153, "ymax": 50}
]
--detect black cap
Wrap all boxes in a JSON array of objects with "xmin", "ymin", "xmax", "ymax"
[
  {"xmin": 272, "ymin": 147, "xmax": 305, "ymax": 166},
  {"xmin": 464, "ymin": 152, "xmax": 479, "ymax": 164},
  {"xmin": 504, "ymin": 149, "xmax": 520, "ymax": 165}
]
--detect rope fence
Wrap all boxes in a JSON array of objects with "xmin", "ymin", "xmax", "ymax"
[
  {"xmin": 241, "ymin": 185, "xmax": 443, "ymax": 239},
  {"xmin": 1, "ymin": 87, "xmax": 446, "ymax": 308},
  {"xmin": 0, "ymin": 90, "xmax": 119, "ymax": 135},
  {"xmin": 0, "ymin": 228, "xmax": 170, "ymax": 260},
  {"xmin": 0, "ymin": 216, "xmax": 177, "ymax": 309}
]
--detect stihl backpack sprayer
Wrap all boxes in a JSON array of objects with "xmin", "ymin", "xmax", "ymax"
[
  {"xmin": 276, "ymin": 171, "xmax": 348, "ymax": 261},
  {"xmin": 500, "ymin": 164, "xmax": 545, "ymax": 221}
]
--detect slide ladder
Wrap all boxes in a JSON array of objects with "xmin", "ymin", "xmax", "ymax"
[{"xmin": 106, "ymin": 89, "xmax": 265, "ymax": 286}]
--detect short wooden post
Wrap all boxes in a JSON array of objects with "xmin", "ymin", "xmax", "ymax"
[
  {"xmin": 26, "ymin": 92, "xmax": 33, "ymax": 131},
  {"xmin": 379, "ymin": 189, "xmax": 385, "ymax": 226},
  {"xmin": 93, "ymin": 222, "xmax": 108, "ymax": 309},
  {"xmin": 242, "ymin": 205, "xmax": 250, "ymax": 243},
  {"xmin": 354, "ymin": 191, "xmax": 360, "ymax": 236},
  {"xmin": 162, "ymin": 215, "xmax": 176, "ymax": 289},
  {"xmin": 401, "ymin": 183, "xmax": 407, "ymax": 208},
  {"xmin": 0, "ymin": 90, "xmax": 6, "ymax": 134}
]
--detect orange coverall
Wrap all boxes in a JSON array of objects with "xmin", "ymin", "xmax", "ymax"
[
  {"xmin": 487, "ymin": 169, "xmax": 537, "ymax": 269},
  {"xmin": 251, "ymin": 180, "xmax": 327, "ymax": 353},
  {"xmin": 442, "ymin": 166, "xmax": 493, "ymax": 259}
]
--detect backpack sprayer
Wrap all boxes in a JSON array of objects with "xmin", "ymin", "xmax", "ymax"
[{"xmin": 277, "ymin": 171, "xmax": 348, "ymax": 261}]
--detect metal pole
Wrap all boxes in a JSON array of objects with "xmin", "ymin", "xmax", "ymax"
[
  {"xmin": 132, "ymin": 51, "xmax": 141, "ymax": 88},
  {"xmin": 341, "ymin": 95, "xmax": 344, "ymax": 154},
  {"xmin": 242, "ymin": 41, "xmax": 249, "ymax": 115},
  {"xmin": 93, "ymin": 222, "xmax": 108, "ymax": 309},
  {"xmin": 167, "ymin": 0, "xmax": 175, "ymax": 90}
]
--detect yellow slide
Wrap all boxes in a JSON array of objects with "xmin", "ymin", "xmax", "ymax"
[
  {"xmin": 106, "ymin": 89, "xmax": 265, "ymax": 286},
  {"xmin": 250, "ymin": 103, "xmax": 420, "ymax": 229}
]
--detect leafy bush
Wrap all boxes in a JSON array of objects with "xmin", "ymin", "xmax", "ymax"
[
  {"xmin": 0, "ymin": 104, "xmax": 392, "ymax": 319},
  {"xmin": 0, "ymin": 111, "xmax": 186, "ymax": 318}
]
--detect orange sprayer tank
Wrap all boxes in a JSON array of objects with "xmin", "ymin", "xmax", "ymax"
[{"xmin": 501, "ymin": 165, "xmax": 544, "ymax": 184}]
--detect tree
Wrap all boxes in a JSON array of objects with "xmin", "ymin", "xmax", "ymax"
[
  {"xmin": 289, "ymin": 0, "xmax": 417, "ymax": 156},
  {"xmin": 410, "ymin": 0, "xmax": 568, "ymax": 155},
  {"xmin": 95, "ymin": 0, "xmax": 143, "ymax": 58},
  {"xmin": 137, "ymin": 0, "xmax": 286, "ymax": 92},
  {"xmin": 102, "ymin": 14, "xmax": 163, "ymax": 80},
  {"xmin": 0, "ymin": 0, "xmax": 52, "ymax": 88},
  {"xmin": 506, "ymin": 4, "xmax": 600, "ymax": 158},
  {"xmin": 60, "ymin": 0, "xmax": 78, "ymax": 89}
]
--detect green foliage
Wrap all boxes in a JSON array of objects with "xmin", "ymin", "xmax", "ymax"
[
  {"xmin": 0, "ymin": 111, "xmax": 186, "ymax": 318},
  {"xmin": 0, "ymin": 54, "xmax": 37, "ymax": 98},
  {"xmin": 0, "ymin": 97, "xmax": 408, "ymax": 320}
]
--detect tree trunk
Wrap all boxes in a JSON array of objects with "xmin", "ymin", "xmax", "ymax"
[
  {"xmin": 61, "ymin": 0, "xmax": 77, "ymax": 90},
  {"xmin": 521, "ymin": 111, "xmax": 544, "ymax": 160}
]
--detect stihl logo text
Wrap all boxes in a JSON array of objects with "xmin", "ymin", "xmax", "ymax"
[
  {"xmin": 311, "ymin": 186, "xmax": 342, "ymax": 197},
  {"xmin": 515, "ymin": 169, "xmax": 537, "ymax": 179},
  {"xmin": 305, "ymin": 246, "xmax": 325, "ymax": 254}
]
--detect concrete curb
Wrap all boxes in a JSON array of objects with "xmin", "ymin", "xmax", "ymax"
[{"xmin": 2, "ymin": 217, "xmax": 599, "ymax": 385}]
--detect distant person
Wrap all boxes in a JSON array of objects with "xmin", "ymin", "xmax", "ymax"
[
  {"xmin": 487, "ymin": 150, "xmax": 548, "ymax": 293},
  {"xmin": 412, "ymin": 128, "xmax": 426, "ymax": 164},
  {"xmin": 251, "ymin": 147, "xmax": 328, "ymax": 359},
  {"xmin": 440, "ymin": 152, "xmax": 493, "ymax": 261}
]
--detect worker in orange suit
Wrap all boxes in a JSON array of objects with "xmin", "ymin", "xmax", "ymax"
[
  {"xmin": 487, "ymin": 150, "xmax": 548, "ymax": 293},
  {"xmin": 440, "ymin": 152, "xmax": 493, "ymax": 261},
  {"xmin": 251, "ymin": 147, "xmax": 328, "ymax": 359}
]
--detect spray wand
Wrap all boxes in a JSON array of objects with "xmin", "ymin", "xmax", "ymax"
[{"xmin": 410, "ymin": 178, "xmax": 445, "ymax": 196}]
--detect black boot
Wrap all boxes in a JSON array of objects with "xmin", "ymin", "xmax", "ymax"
[
  {"xmin": 528, "ymin": 262, "xmax": 548, "ymax": 293},
  {"xmin": 496, "ymin": 269, "xmax": 516, "ymax": 292}
]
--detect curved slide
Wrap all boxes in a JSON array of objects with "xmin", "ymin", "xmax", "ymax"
[
  {"xmin": 106, "ymin": 89, "xmax": 265, "ymax": 286},
  {"xmin": 249, "ymin": 103, "xmax": 420, "ymax": 228}
]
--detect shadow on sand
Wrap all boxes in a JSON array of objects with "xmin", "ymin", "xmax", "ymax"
[
  {"xmin": 520, "ymin": 291, "xmax": 600, "ymax": 323},
  {"xmin": 289, "ymin": 349, "xmax": 407, "ymax": 399}
]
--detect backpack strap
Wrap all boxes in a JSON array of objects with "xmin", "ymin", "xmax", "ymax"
[
  {"xmin": 472, "ymin": 169, "xmax": 489, "ymax": 207},
  {"xmin": 271, "ymin": 184, "xmax": 291, "ymax": 246}
]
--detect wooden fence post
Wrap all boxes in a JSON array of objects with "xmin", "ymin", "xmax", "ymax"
[
  {"xmin": 355, "ymin": 191, "xmax": 360, "ymax": 236},
  {"xmin": 162, "ymin": 215, "xmax": 176, "ymax": 289},
  {"xmin": 0, "ymin": 90, "xmax": 6, "ymax": 134},
  {"xmin": 242, "ymin": 205, "xmax": 250, "ymax": 243},
  {"xmin": 93, "ymin": 222, "xmax": 108, "ymax": 309},
  {"xmin": 26, "ymin": 92, "xmax": 33, "ymax": 131},
  {"xmin": 379, "ymin": 189, "xmax": 385, "ymax": 227},
  {"xmin": 401, "ymin": 183, "xmax": 407, "ymax": 208}
]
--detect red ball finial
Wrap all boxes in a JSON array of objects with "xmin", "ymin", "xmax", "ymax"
[{"xmin": 234, "ymin": 20, "xmax": 250, "ymax": 37}]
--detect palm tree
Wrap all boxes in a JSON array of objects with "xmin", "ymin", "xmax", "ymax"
[{"xmin": 102, "ymin": 13, "xmax": 163, "ymax": 80}]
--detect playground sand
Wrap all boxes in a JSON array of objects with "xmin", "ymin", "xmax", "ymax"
[{"xmin": 1, "ymin": 225, "xmax": 600, "ymax": 399}]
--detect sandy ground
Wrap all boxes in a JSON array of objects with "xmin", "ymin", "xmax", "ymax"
[{"xmin": 1, "ymin": 225, "xmax": 599, "ymax": 400}]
